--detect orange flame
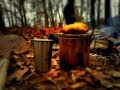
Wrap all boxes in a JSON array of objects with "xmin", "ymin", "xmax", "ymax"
[{"xmin": 62, "ymin": 22, "xmax": 88, "ymax": 34}]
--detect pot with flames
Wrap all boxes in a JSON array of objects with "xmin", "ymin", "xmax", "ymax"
[{"xmin": 59, "ymin": 22, "xmax": 92, "ymax": 70}]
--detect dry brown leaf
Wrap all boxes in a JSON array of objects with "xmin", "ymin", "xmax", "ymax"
[
  {"xmin": 46, "ymin": 69, "xmax": 59, "ymax": 78},
  {"xmin": 33, "ymin": 80, "xmax": 57, "ymax": 90},
  {"xmin": 70, "ymin": 69, "xmax": 86, "ymax": 81},
  {"xmin": 18, "ymin": 72, "xmax": 35, "ymax": 84},
  {"xmin": 52, "ymin": 44, "xmax": 59, "ymax": 51},
  {"xmin": 96, "ymin": 66, "xmax": 103, "ymax": 71},
  {"xmin": 56, "ymin": 70, "xmax": 68, "ymax": 81},
  {"xmin": 100, "ymin": 79, "xmax": 114, "ymax": 88},
  {"xmin": 24, "ymin": 58, "xmax": 31, "ymax": 66},
  {"xmin": 71, "ymin": 70, "xmax": 86, "ymax": 76},
  {"xmin": 7, "ymin": 68, "xmax": 29, "ymax": 81},
  {"xmin": 112, "ymin": 71, "xmax": 120, "ymax": 78},
  {"xmin": 55, "ymin": 80, "xmax": 68, "ymax": 89},
  {"xmin": 70, "ymin": 81, "xmax": 87, "ymax": 89},
  {"xmin": 105, "ymin": 71, "xmax": 120, "ymax": 78},
  {"xmin": 51, "ymin": 59, "xmax": 59, "ymax": 66},
  {"xmin": 28, "ymin": 65, "xmax": 35, "ymax": 72},
  {"xmin": 113, "ymin": 79, "xmax": 120, "ymax": 88},
  {"xmin": 52, "ymin": 51, "xmax": 59, "ymax": 58},
  {"xmin": 71, "ymin": 73, "xmax": 77, "ymax": 81},
  {"xmin": 84, "ymin": 75, "xmax": 94, "ymax": 85},
  {"xmin": 85, "ymin": 67, "xmax": 112, "ymax": 81},
  {"xmin": 28, "ymin": 75, "xmax": 47, "ymax": 85},
  {"xmin": 26, "ymin": 52, "xmax": 34, "ymax": 58},
  {"xmin": 16, "ymin": 61, "xmax": 25, "ymax": 69}
]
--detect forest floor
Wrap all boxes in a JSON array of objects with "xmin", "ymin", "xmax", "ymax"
[{"xmin": 0, "ymin": 27, "xmax": 120, "ymax": 90}]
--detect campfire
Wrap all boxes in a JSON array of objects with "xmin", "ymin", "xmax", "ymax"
[
  {"xmin": 59, "ymin": 22, "xmax": 91, "ymax": 70},
  {"xmin": 61, "ymin": 22, "xmax": 88, "ymax": 34}
]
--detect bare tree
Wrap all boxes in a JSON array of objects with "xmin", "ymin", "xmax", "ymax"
[
  {"xmin": 0, "ymin": 5, "xmax": 5, "ymax": 27},
  {"xmin": 104, "ymin": 0, "xmax": 111, "ymax": 25},
  {"xmin": 2, "ymin": 0, "xmax": 11, "ymax": 27},
  {"xmin": 21, "ymin": 0, "xmax": 27, "ymax": 26},
  {"xmin": 14, "ymin": 6, "xmax": 18, "ymax": 26},
  {"xmin": 118, "ymin": 0, "xmax": 120, "ymax": 15},
  {"xmin": 90, "ymin": 0, "xmax": 96, "ymax": 28},
  {"xmin": 49, "ymin": 0, "xmax": 55, "ymax": 27},
  {"xmin": 97, "ymin": 0, "xmax": 101, "ymax": 27},
  {"xmin": 52, "ymin": 0, "xmax": 64, "ymax": 27},
  {"xmin": 80, "ymin": 0, "xmax": 84, "ymax": 16},
  {"xmin": 42, "ymin": 0, "xmax": 49, "ymax": 27},
  {"xmin": 13, "ymin": 0, "xmax": 27, "ymax": 26},
  {"xmin": 9, "ymin": 0, "xmax": 14, "ymax": 26}
]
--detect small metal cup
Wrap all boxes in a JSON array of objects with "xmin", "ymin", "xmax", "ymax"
[{"xmin": 32, "ymin": 39, "xmax": 53, "ymax": 73}]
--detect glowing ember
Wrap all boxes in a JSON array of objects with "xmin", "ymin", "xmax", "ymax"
[{"xmin": 62, "ymin": 22, "xmax": 88, "ymax": 34}]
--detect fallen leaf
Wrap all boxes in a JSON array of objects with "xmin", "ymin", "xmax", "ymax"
[
  {"xmin": 105, "ymin": 70, "xmax": 120, "ymax": 78},
  {"xmin": 46, "ymin": 69, "xmax": 59, "ymax": 78},
  {"xmin": 19, "ymin": 72, "xmax": 35, "ymax": 84},
  {"xmin": 70, "ymin": 81, "xmax": 86, "ymax": 89},
  {"xmin": 55, "ymin": 80, "xmax": 68, "ymax": 89},
  {"xmin": 7, "ymin": 68, "xmax": 29, "ymax": 82},
  {"xmin": 71, "ymin": 70, "xmax": 86, "ymax": 81},
  {"xmin": 113, "ymin": 79, "xmax": 120, "ymax": 88},
  {"xmin": 33, "ymin": 80, "xmax": 57, "ymax": 90},
  {"xmin": 85, "ymin": 67, "xmax": 112, "ymax": 81},
  {"xmin": 112, "ymin": 71, "xmax": 120, "ymax": 78},
  {"xmin": 84, "ymin": 75, "xmax": 95, "ymax": 85},
  {"xmin": 114, "ymin": 83, "xmax": 120, "ymax": 88},
  {"xmin": 96, "ymin": 66, "xmax": 102, "ymax": 71},
  {"xmin": 100, "ymin": 79, "xmax": 114, "ymax": 88}
]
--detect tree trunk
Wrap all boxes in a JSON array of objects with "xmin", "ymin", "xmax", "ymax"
[
  {"xmin": 42, "ymin": 0, "xmax": 49, "ymax": 27},
  {"xmin": 19, "ymin": 8, "xmax": 24, "ymax": 26},
  {"xmin": 20, "ymin": 0, "xmax": 27, "ymax": 26},
  {"xmin": 49, "ymin": 0, "xmax": 55, "ymax": 27},
  {"xmin": 97, "ymin": 0, "xmax": 101, "ymax": 27},
  {"xmin": 104, "ymin": 0, "xmax": 111, "ymax": 25},
  {"xmin": 90, "ymin": 0, "xmax": 96, "ymax": 29},
  {"xmin": 86, "ymin": 0, "xmax": 90, "ymax": 23},
  {"xmin": 54, "ymin": 0, "xmax": 63, "ymax": 27},
  {"xmin": 22, "ymin": 6, "xmax": 27, "ymax": 26},
  {"xmin": 0, "ymin": 5, "xmax": 5, "ymax": 28},
  {"xmin": 16, "ymin": 0, "xmax": 27, "ymax": 26},
  {"xmin": 14, "ymin": 7, "xmax": 18, "ymax": 26},
  {"xmin": 9, "ymin": 0, "xmax": 14, "ymax": 26},
  {"xmin": 2, "ymin": 0, "xmax": 11, "ymax": 27},
  {"xmin": 22, "ymin": 0, "xmax": 27, "ymax": 26},
  {"xmin": 118, "ymin": 0, "xmax": 120, "ymax": 15},
  {"xmin": 80, "ymin": 0, "xmax": 84, "ymax": 16}
]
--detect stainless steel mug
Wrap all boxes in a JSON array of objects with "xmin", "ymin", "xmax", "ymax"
[{"xmin": 32, "ymin": 39, "xmax": 53, "ymax": 73}]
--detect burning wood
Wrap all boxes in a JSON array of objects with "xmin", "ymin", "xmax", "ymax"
[{"xmin": 61, "ymin": 22, "xmax": 88, "ymax": 34}]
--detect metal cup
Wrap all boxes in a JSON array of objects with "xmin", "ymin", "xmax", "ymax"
[{"xmin": 32, "ymin": 39, "xmax": 53, "ymax": 73}]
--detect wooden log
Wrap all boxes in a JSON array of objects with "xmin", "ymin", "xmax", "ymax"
[
  {"xmin": 0, "ymin": 34, "xmax": 29, "ymax": 89},
  {"xmin": 0, "ymin": 59, "xmax": 9, "ymax": 90},
  {"xmin": 0, "ymin": 34, "xmax": 29, "ymax": 58}
]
